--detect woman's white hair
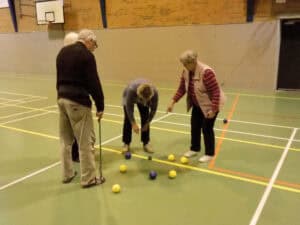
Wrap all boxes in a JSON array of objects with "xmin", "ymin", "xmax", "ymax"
[
  {"xmin": 63, "ymin": 32, "xmax": 78, "ymax": 46},
  {"xmin": 179, "ymin": 50, "xmax": 198, "ymax": 64},
  {"xmin": 78, "ymin": 29, "xmax": 97, "ymax": 42}
]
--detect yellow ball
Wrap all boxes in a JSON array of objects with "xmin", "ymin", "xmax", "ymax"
[
  {"xmin": 180, "ymin": 156, "xmax": 189, "ymax": 164},
  {"xmin": 168, "ymin": 154, "xmax": 175, "ymax": 161},
  {"xmin": 119, "ymin": 164, "xmax": 127, "ymax": 173},
  {"xmin": 112, "ymin": 184, "xmax": 121, "ymax": 193},
  {"xmin": 169, "ymin": 170, "xmax": 177, "ymax": 179}
]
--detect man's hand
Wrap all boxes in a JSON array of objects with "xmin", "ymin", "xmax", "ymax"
[
  {"xmin": 96, "ymin": 111, "xmax": 103, "ymax": 121},
  {"xmin": 132, "ymin": 123, "xmax": 140, "ymax": 134},
  {"xmin": 141, "ymin": 122, "xmax": 149, "ymax": 132}
]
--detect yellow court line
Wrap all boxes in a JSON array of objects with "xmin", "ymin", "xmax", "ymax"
[
  {"xmin": 0, "ymin": 124, "xmax": 58, "ymax": 140},
  {"xmin": 0, "ymin": 122, "xmax": 299, "ymax": 193},
  {"xmin": 101, "ymin": 146, "xmax": 300, "ymax": 194}
]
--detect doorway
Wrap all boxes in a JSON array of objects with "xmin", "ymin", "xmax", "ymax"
[{"xmin": 277, "ymin": 18, "xmax": 300, "ymax": 90}]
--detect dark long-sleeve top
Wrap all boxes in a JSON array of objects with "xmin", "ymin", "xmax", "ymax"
[
  {"xmin": 122, "ymin": 79, "xmax": 158, "ymax": 124},
  {"xmin": 56, "ymin": 42, "xmax": 104, "ymax": 112}
]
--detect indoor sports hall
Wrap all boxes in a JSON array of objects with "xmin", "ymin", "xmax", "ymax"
[{"xmin": 0, "ymin": 1, "xmax": 299, "ymax": 225}]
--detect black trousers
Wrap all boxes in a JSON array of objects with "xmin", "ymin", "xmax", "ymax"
[
  {"xmin": 122, "ymin": 104, "xmax": 150, "ymax": 145},
  {"xmin": 190, "ymin": 105, "xmax": 218, "ymax": 156}
]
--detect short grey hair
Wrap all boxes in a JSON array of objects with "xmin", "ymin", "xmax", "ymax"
[
  {"xmin": 78, "ymin": 29, "xmax": 97, "ymax": 42},
  {"xmin": 63, "ymin": 32, "xmax": 78, "ymax": 46},
  {"xmin": 179, "ymin": 50, "xmax": 198, "ymax": 64}
]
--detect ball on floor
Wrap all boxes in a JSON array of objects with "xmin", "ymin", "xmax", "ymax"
[
  {"xmin": 168, "ymin": 154, "xmax": 175, "ymax": 161},
  {"xmin": 112, "ymin": 184, "xmax": 121, "ymax": 193},
  {"xmin": 223, "ymin": 118, "xmax": 228, "ymax": 124},
  {"xmin": 119, "ymin": 164, "xmax": 127, "ymax": 173},
  {"xmin": 124, "ymin": 151, "xmax": 131, "ymax": 160},
  {"xmin": 168, "ymin": 170, "xmax": 177, "ymax": 179},
  {"xmin": 180, "ymin": 156, "xmax": 189, "ymax": 164},
  {"xmin": 149, "ymin": 170, "xmax": 157, "ymax": 180}
]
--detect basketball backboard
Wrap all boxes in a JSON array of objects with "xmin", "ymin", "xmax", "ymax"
[{"xmin": 36, "ymin": 0, "xmax": 64, "ymax": 24}]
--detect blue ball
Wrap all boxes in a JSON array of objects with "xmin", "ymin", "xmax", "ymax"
[
  {"xmin": 124, "ymin": 152, "xmax": 131, "ymax": 160},
  {"xmin": 149, "ymin": 170, "xmax": 157, "ymax": 180}
]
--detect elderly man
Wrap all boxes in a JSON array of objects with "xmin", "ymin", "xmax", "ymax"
[
  {"xmin": 56, "ymin": 29, "xmax": 104, "ymax": 188},
  {"xmin": 122, "ymin": 79, "xmax": 158, "ymax": 153}
]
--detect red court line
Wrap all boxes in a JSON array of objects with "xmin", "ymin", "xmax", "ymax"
[
  {"xmin": 213, "ymin": 167, "xmax": 300, "ymax": 190},
  {"xmin": 209, "ymin": 94, "xmax": 240, "ymax": 169}
]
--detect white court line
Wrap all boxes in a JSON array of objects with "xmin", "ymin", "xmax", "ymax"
[
  {"xmin": 103, "ymin": 106, "xmax": 300, "ymax": 143},
  {"xmin": 0, "ymin": 104, "xmax": 58, "ymax": 120},
  {"xmin": 157, "ymin": 120, "xmax": 300, "ymax": 143},
  {"xmin": 0, "ymin": 91, "xmax": 47, "ymax": 98},
  {"xmin": 0, "ymin": 96, "xmax": 39, "ymax": 106},
  {"xmin": 249, "ymin": 128, "xmax": 298, "ymax": 225},
  {"xmin": 0, "ymin": 162, "xmax": 61, "ymax": 191},
  {"xmin": 0, "ymin": 97, "xmax": 48, "ymax": 109},
  {"xmin": 0, "ymin": 111, "xmax": 52, "ymax": 125},
  {"xmin": 0, "ymin": 113, "xmax": 171, "ymax": 191},
  {"xmin": 106, "ymin": 104, "xmax": 299, "ymax": 129}
]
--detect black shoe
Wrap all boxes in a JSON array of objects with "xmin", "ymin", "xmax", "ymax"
[
  {"xmin": 62, "ymin": 171, "xmax": 77, "ymax": 184},
  {"xmin": 82, "ymin": 177, "xmax": 105, "ymax": 188}
]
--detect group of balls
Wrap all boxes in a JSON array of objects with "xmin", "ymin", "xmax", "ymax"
[
  {"xmin": 111, "ymin": 152, "xmax": 189, "ymax": 193},
  {"xmin": 111, "ymin": 118, "xmax": 228, "ymax": 193}
]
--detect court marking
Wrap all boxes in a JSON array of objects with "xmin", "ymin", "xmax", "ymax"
[
  {"xmin": 106, "ymin": 104, "xmax": 300, "ymax": 129},
  {"xmin": 1, "ymin": 104, "xmax": 299, "ymax": 152},
  {"xmin": 0, "ymin": 113, "xmax": 170, "ymax": 191},
  {"xmin": 0, "ymin": 97, "xmax": 47, "ymax": 109},
  {"xmin": 0, "ymin": 119, "xmax": 299, "ymax": 193},
  {"xmin": 249, "ymin": 128, "xmax": 298, "ymax": 225},
  {"xmin": 156, "ymin": 120, "xmax": 300, "ymax": 142},
  {"xmin": 0, "ymin": 105, "xmax": 57, "ymax": 120},
  {"xmin": 209, "ymin": 94, "xmax": 240, "ymax": 168},
  {"xmin": 102, "ymin": 117, "xmax": 300, "ymax": 152},
  {"xmin": 0, "ymin": 90, "xmax": 48, "ymax": 98},
  {"xmin": 0, "ymin": 162, "xmax": 61, "ymax": 191},
  {"xmin": 101, "ymin": 146, "xmax": 300, "ymax": 193}
]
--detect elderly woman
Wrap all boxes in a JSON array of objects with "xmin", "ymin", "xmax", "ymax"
[
  {"xmin": 63, "ymin": 32, "xmax": 78, "ymax": 46},
  {"xmin": 122, "ymin": 79, "xmax": 158, "ymax": 153},
  {"xmin": 63, "ymin": 32, "xmax": 81, "ymax": 163},
  {"xmin": 167, "ymin": 50, "xmax": 225, "ymax": 163}
]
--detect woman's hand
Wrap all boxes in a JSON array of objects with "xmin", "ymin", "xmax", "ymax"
[
  {"xmin": 206, "ymin": 110, "xmax": 216, "ymax": 119},
  {"xmin": 167, "ymin": 101, "xmax": 175, "ymax": 113}
]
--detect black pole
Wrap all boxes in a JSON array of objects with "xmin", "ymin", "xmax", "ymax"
[
  {"xmin": 98, "ymin": 120, "xmax": 105, "ymax": 184},
  {"xmin": 8, "ymin": 0, "xmax": 18, "ymax": 32},
  {"xmin": 246, "ymin": 0, "xmax": 255, "ymax": 23},
  {"xmin": 99, "ymin": 0, "xmax": 107, "ymax": 28}
]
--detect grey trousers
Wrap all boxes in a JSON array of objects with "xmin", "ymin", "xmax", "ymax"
[{"xmin": 57, "ymin": 98, "xmax": 96, "ymax": 186}]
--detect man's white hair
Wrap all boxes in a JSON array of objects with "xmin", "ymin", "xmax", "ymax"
[
  {"xmin": 179, "ymin": 50, "xmax": 198, "ymax": 64},
  {"xmin": 63, "ymin": 32, "xmax": 78, "ymax": 46},
  {"xmin": 78, "ymin": 29, "xmax": 97, "ymax": 42}
]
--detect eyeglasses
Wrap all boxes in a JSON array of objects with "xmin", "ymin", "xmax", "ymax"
[{"xmin": 91, "ymin": 39, "xmax": 98, "ymax": 48}]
